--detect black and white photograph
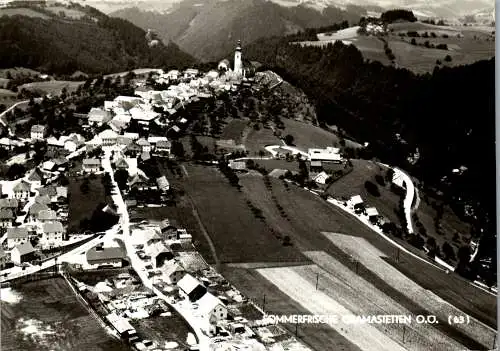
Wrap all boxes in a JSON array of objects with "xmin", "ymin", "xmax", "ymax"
[{"xmin": 0, "ymin": 0, "xmax": 496, "ymax": 350}]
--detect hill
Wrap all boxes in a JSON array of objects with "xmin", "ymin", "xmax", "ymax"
[
  {"xmin": 110, "ymin": 0, "xmax": 365, "ymax": 61},
  {"xmin": 0, "ymin": 2, "xmax": 197, "ymax": 75},
  {"xmin": 244, "ymin": 32, "xmax": 495, "ymax": 274}
]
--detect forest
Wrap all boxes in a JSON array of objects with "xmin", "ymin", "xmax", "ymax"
[
  {"xmin": 0, "ymin": 5, "xmax": 197, "ymax": 74},
  {"xmin": 244, "ymin": 35, "xmax": 495, "ymax": 268}
]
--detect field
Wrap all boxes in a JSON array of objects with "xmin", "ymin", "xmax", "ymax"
[
  {"xmin": 299, "ymin": 23, "xmax": 494, "ymax": 74},
  {"xmin": 131, "ymin": 314, "xmax": 192, "ymax": 350},
  {"xmin": 18, "ymin": 80, "xmax": 84, "ymax": 96},
  {"xmin": 325, "ymin": 159, "xmax": 402, "ymax": 225},
  {"xmin": 0, "ymin": 278, "xmax": 127, "ymax": 351},
  {"xmin": 220, "ymin": 118, "xmax": 249, "ymax": 144},
  {"xmin": 244, "ymin": 126, "xmax": 279, "ymax": 155},
  {"xmin": 0, "ymin": 89, "xmax": 21, "ymax": 109},
  {"xmin": 68, "ymin": 176, "xmax": 107, "ymax": 233},
  {"xmin": 250, "ymin": 159, "xmax": 300, "ymax": 173},
  {"xmin": 45, "ymin": 6, "xmax": 87, "ymax": 19},
  {"xmin": 0, "ymin": 8, "xmax": 50, "ymax": 19}
]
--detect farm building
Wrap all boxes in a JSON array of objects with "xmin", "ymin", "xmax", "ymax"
[
  {"xmin": 85, "ymin": 243, "xmax": 126, "ymax": 270},
  {"xmin": 177, "ymin": 273, "xmax": 207, "ymax": 302},
  {"xmin": 11, "ymin": 242, "xmax": 36, "ymax": 264},
  {"xmin": 308, "ymin": 147, "xmax": 342, "ymax": 162},
  {"xmin": 88, "ymin": 108, "xmax": 112, "ymax": 126},
  {"xmin": 0, "ymin": 209, "xmax": 15, "ymax": 228},
  {"xmin": 348, "ymin": 195, "xmax": 364, "ymax": 207},
  {"xmin": 366, "ymin": 207, "xmax": 380, "ymax": 223},
  {"xmin": 228, "ymin": 160, "xmax": 246, "ymax": 170},
  {"xmin": 156, "ymin": 176, "xmax": 170, "ymax": 192},
  {"xmin": 13, "ymin": 180, "xmax": 31, "ymax": 200}
]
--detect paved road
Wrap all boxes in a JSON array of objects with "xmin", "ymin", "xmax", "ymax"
[
  {"xmin": 0, "ymin": 100, "xmax": 29, "ymax": 137},
  {"xmin": 101, "ymin": 149, "xmax": 211, "ymax": 351}
]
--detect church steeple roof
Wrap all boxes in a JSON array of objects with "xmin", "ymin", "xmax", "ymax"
[{"xmin": 236, "ymin": 40, "xmax": 242, "ymax": 51}]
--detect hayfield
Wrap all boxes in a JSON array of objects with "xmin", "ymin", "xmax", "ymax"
[
  {"xmin": 45, "ymin": 6, "xmax": 87, "ymax": 19},
  {"xmin": 222, "ymin": 265, "xmax": 360, "ymax": 351},
  {"xmin": 0, "ymin": 278, "xmax": 127, "ymax": 351},
  {"xmin": 0, "ymin": 8, "xmax": 50, "ymax": 19},
  {"xmin": 321, "ymin": 232, "xmax": 497, "ymax": 349},
  {"xmin": 68, "ymin": 176, "xmax": 107, "ymax": 233},
  {"xmin": 244, "ymin": 126, "xmax": 279, "ymax": 155},
  {"xmin": 181, "ymin": 164, "xmax": 306, "ymax": 264},
  {"xmin": 325, "ymin": 159, "xmax": 402, "ymax": 225},
  {"xmin": 18, "ymin": 80, "xmax": 84, "ymax": 96},
  {"xmin": 220, "ymin": 118, "xmax": 249, "ymax": 143},
  {"xmin": 250, "ymin": 159, "xmax": 300, "ymax": 173},
  {"xmin": 131, "ymin": 314, "xmax": 191, "ymax": 350}
]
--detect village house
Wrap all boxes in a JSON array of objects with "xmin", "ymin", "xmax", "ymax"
[
  {"xmin": 35, "ymin": 194, "xmax": 51, "ymax": 206},
  {"xmin": 82, "ymin": 158, "xmax": 102, "ymax": 173},
  {"xmin": 177, "ymin": 229, "xmax": 192, "ymax": 248},
  {"xmin": 142, "ymin": 229, "xmax": 162, "ymax": 246},
  {"xmin": 124, "ymin": 142, "xmax": 142, "ymax": 157},
  {"xmin": 197, "ymin": 292, "xmax": 228, "ymax": 326},
  {"xmin": 0, "ymin": 247, "xmax": 9, "ymax": 270},
  {"xmin": 184, "ymin": 68, "xmax": 199, "ymax": 79},
  {"xmin": 114, "ymin": 157, "xmax": 129, "ymax": 171},
  {"xmin": 31, "ymin": 124, "xmax": 46, "ymax": 140},
  {"xmin": 46, "ymin": 136, "xmax": 65, "ymax": 151},
  {"xmin": 88, "ymin": 108, "xmax": 112, "ymax": 126},
  {"xmin": 99, "ymin": 129, "xmax": 119, "ymax": 146},
  {"xmin": 166, "ymin": 70, "xmax": 180, "ymax": 81},
  {"xmin": 27, "ymin": 168, "xmax": 44, "ymax": 188},
  {"xmin": 6, "ymin": 227, "xmax": 29, "ymax": 249},
  {"xmin": 13, "ymin": 180, "xmax": 31, "ymax": 201},
  {"xmin": 177, "ymin": 274, "xmax": 207, "ymax": 302},
  {"xmin": 38, "ymin": 210, "xmax": 58, "ymax": 224},
  {"xmin": 0, "ymin": 137, "xmax": 24, "ymax": 151},
  {"xmin": 136, "ymin": 138, "xmax": 152, "ymax": 153},
  {"xmin": 0, "ymin": 198, "xmax": 18, "ymax": 213},
  {"xmin": 156, "ymin": 176, "xmax": 170, "ymax": 193},
  {"xmin": 145, "ymin": 241, "xmax": 174, "ymax": 268},
  {"xmin": 164, "ymin": 262, "xmax": 185, "ymax": 285},
  {"xmin": 366, "ymin": 207, "xmax": 380, "ymax": 224},
  {"xmin": 42, "ymin": 221, "xmax": 65, "ymax": 245},
  {"xmin": 155, "ymin": 140, "xmax": 171, "ymax": 156},
  {"xmin": 11, "ymin": 242, "xmax": 35, "ymax": 264},
  {"xmin": 85, "ymin": 243, "xmax": 125, "ymax": 269},
  {"xmin": 27, "ymin": 202, "xmax": 49, "ymax": 223},
  {"xmin": 313, "ymin": 171, "xmax": 330, "ymax": 185},
  {"xmin": 64, "ymin": 134, "xmax": 85, "ymax": 153},
  {"xmin": 38, "ymin": 185, "xmax": 57, "ymax": 200}
]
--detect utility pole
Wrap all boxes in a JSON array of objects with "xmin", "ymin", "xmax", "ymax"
[
  {"xmin": 492, "ymin": 332, "xmax": 496, "ymax": 349},
  {"xmin": 402, "ymin": 325, "xmax": 406, "ymax": 343},
  {"xmin": 295, "ymin": 322, "xmax": 298, "ymax": 337},
  {"xmin": 396, "ymin": 248, "xmax": 400, "ymax": 263},
  {"xmin": 263, "ymin": 294, "xmax": 266, "ymax": 312},
  {"xmin": 315, "ymin": 273, "xmax": 319, "ymax": 290}
]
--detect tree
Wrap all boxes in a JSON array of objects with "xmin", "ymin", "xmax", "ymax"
[
  {"xmin": 283, "ymin": 134, "xmax": 294, "ymax": 145},
  {"xmin": 444, "ymin": 55, "xmax": 452, "ymax": 62},
  {"xmin": 364, "ymin": 181, "xmax": 380, "ymax": 197},
  {"xmin": 170, "ymin": 141, "xmax": 185, "ymax": 158},
  {"xmin": 410, "ymin": 38, "xmax": 417, "ymax": 45},
  {"xmin": 375, "ymin": 174, "xmax": 386, "ymax": 186},
  {"xmin": 442, "ymin": 241, "xmax": 456, "ymax": 261},
  {"xmin": 246, "ymin": 159, "xmax": 255, "ymax": 169},
  {"xmin": 6, "ymin": 164, "xmax": 26, "ymax": 180},
  {"xmin": 283, "ymin": 235, "xmax": 292, "ymax": 246},
  {"xmin": 80, "ymin": 179, "xmax": 90, "ymax": 194},
  {"xmin": 114, "ymin": 169, "xmax": 129, "ymax": 191}
]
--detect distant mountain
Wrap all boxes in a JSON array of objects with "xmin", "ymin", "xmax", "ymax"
[
  {"xmin": 110, "ymin": 0, "xmax": 366, "ymax": 61},
  {"xmin": 0, "ymin": 2, "xmax": 197, "ymax": 75}
]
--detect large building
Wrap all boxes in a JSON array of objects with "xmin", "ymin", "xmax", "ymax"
[
  {"xmin": 308, "ymin": 147, "xmax": 342, "ymax": 162},
  {"xmin": 234, "ymin": 40, "xmax": 243, "ymax": 77}
]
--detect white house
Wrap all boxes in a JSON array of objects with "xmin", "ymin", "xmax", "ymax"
[
  {"xmin": 31, "ymin": 124, "xmax": 46, "ymax": 140},
  {"xmin": 177, "ymin": 273, "xmax": 207, "ymax": 302},
  {"xmin": 308, "ymin": 147, "xmax": 342, "ymax": 162},
  {"xmin": 82, "ymin": 158, "xmax": 102, "ymax": 173},
  {"xmin": 88, "ymin": 108, "xmax": 112, "ymax": 126},
  {"xmin": 38, "ymin": 210, "xmax": 58, "ymax": 224},
  {"xmin": 348, "ymin": 195, "xmax": 364, "ymax": 208},
  {"xmin": 145, "ymin": 241, "xmax": 173, "ymax": 268},
  {"xmin": 184, "ymin": 68, "xmax": 199, "ymax": 79},
  {"xmin": 11, "ymin": 242, "xmax": 35, "ymax": 264},
  {"xmin": 136, "ymin": 138, "xmax": 152, "ymax": 153},
  {"xmin": 166, "ymin": 70, "xmax": 180, "ymax": 81},
  {"xmin": 42, "ymin": 221, "xmax": 65, "ymax": 245},
  {"xmin": 13, "ymin": 180, "xmax": 31, "ymax": 200},
  {"xmin": 196, "ymin": 292, "xmax": 228, "ymax": 325},
  {"xmin": 99, "ymin": 129, "xmax": 118, "ymax": 146}
]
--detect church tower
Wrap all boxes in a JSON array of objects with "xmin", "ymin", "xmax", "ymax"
[{"xmin": 234, "ymin": 40, "xmax": 243, "ymax": 77}]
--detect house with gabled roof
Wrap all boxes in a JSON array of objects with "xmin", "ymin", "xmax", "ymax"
[
  {"xmin": 0, "ymin": 198, "xmax": 18, "ymax": 212},
  {"xmin": 35, "ymin": 194, "xmax": 51, "ymax": 205},
  {"xmin": 38, "ymin": 210, "xmax": 58, "ymax": 224},
  {"xmin": 11, "ymin": 242, "xmax": 35, "ymax": 264},
  {"xmin": 38, "ymin": 185, "xmax": 57, "ymax": 199},
  {"xmin": 0, "ymin": 209, "xmax": 14, "ymax": 228},
  {"xmin": 82, "ymin": 158, "xmax": 101, "ymax": 173},
  {"xmin": 156, "ymin": 176, "xmax": 170, "ymax": 192},
  {"xmin": 164, "ymin": 262, "xmax": 185, "ymax": 284},
  {"xmin": 124, "ymin": 142, "xmax": 142, "ymax": 157},
  {"xmin": 85, "ymin": 243, "xmax": 125, "ymax": 270},
  {"xmin": 27, "ymin": 202, "xmax": 49, "ymax": 223},
  {"xmin": 6, "ymin": 227, "xmax": 29, "ymax": 249},
  {"xmin": 145, "ymin": 241, "xmax": 173, "ymax": 268},
  {"xmin": 136, "ymin": 138, "xmax": 151, "ymax": 153},
  {"xmin": 27, "ymin": 168, "xmax": 44, "ymax": 188},
  {"xmin": 42, "ymin": 221, "xmax": 65, "ymax": 245},
  {"xmin": 31, "ymin": 124, "xmax": 46, "ymax": 140},
  {"xmin": 88, "ymin": 108, "xmax": 112, "ymax": 126},
  {"xmin": 13, "ymin": 180, "xmax": 31, "ymax": 200},
  {"xmin": 155, "ymin": 140, "xmax": 171, "ymax": 156},
  {"xmin": 177, "ymin": 274, "xmax": 207, "ymax": 302},
  {"xmin": 114, "ymin": 157, "xmax": 129, "ymax": 170},
  {"xmin": 99, "ymin": 129, "xmax": 118, "ymax": 146},
  {"xmin": 197, "ymin": 292, "xmax": 228, "ymax": 326}
]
